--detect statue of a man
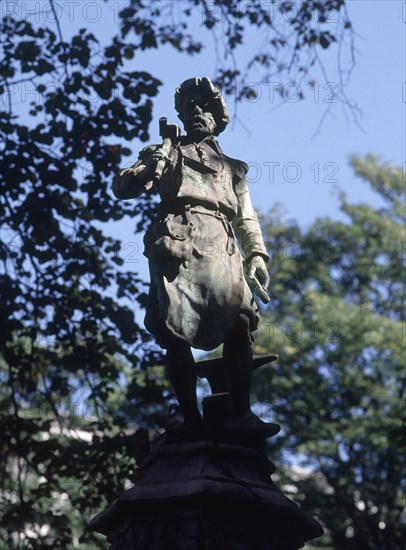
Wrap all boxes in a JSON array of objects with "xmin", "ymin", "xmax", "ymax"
[{"xmin": 113, "ymin": 77, "xmax": 275, "ymax": 433}]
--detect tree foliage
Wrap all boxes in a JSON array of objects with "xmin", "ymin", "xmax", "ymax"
[
  {"xmin": 0, "ymin": 0, "xmax": 361, "ymax": 547},
  {"xmin": 253, "ymin": 155, "xmax": 405, "ymax": 550}
]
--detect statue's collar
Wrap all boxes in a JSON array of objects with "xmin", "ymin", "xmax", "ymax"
[
  {"xmin": 180, "ymin": 134, "xmax": 215, "ymax": 146},
  {"xmin": 179, "ymin": 135, "xmax": 222, "ymax": 155}
]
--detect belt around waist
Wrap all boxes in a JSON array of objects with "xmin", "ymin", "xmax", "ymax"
[{"xmin": 159, "ymin": 201, "xmax": 234, "ymax": 221}]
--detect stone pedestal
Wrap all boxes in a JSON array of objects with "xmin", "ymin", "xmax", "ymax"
[{"xmin": 90, "ymin": 426, "xmax": 323, "ymax": 549}]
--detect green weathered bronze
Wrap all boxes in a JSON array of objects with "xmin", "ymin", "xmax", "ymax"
[{"xmin": 113, "ymin": 77, "xmax": 276, "ymax": 435}]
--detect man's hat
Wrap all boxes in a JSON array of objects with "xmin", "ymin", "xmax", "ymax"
[{"xmin": 174, "ymin": 77, "xmax": 230, "ymax": 136}]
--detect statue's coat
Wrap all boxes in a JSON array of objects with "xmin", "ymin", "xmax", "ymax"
[{"xmin": 114, "ymin": 136, "xmax": 268, "ymax": 350}]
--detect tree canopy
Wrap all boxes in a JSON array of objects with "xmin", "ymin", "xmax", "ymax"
[
  {"xmin": 1, "ymin": 1, "xmax": 401, "ymax": 549},
  {"xmin": 253, "ymin": 155, "xmax": 405, "ymax": 550}
]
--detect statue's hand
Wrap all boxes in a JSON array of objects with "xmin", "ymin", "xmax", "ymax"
[
  {"xmin": 151, "ymin": 148, "xmax": 168, "ymax": 164},
  {"xmin": 246, "ymin": 255, "xmax": 270, "ymax": 289}
]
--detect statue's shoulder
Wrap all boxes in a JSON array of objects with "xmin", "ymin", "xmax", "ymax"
[
  {"xmin": 210, "ymin": 139, "xmax": 249, "ymax": 178},
  {"xmin": 223, "ymin": 153, "xmax": 249, "ymax": 180}
]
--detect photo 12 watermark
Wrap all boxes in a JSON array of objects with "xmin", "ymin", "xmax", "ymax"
[
  {"xmin": 246, "ymin": 160, "xmax": 340, "ymax": 184},
  {"xmin": 1, "ymin": 1, "xmax": 116, "ymax": 24},
  {"xmin": 226, "ymin": 81, "xmax": 343, "ymax": 105},
  {"xmin": 201, "ymin": 1, "xmax": 342, "ymax": 25}
]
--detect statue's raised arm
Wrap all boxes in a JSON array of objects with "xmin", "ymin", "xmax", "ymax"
[{"xmin": 113, "ymin": 144, "xmax": 159, "ymax": 199}]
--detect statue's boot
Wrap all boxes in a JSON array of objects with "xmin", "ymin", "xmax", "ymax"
[{"xmin": 226, "ymin": 410, "xmax": 280, "ymax": 439}]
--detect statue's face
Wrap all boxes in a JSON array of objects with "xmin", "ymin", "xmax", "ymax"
[{"xmin": 182, "ymin": 91, "xmax": 217, "ymax": 138}]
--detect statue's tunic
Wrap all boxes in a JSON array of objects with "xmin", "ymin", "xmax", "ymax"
[{"xmin": 115, "ymin": 137, "xmax": 268, "ymax": 351}]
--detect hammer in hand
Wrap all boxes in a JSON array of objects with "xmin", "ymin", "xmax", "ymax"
[{"xmin": 154, "ymin": 117, "xmax": 181, "ymax": 182}]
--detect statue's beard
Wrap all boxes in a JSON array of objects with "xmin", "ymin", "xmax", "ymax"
[
  {"xmin": 187, "ymin": 115, "xmax": 215, "ymax": 137},
  {"xmin": 190, "ymin": 119, "xmax": 211, "ymax": 136}
]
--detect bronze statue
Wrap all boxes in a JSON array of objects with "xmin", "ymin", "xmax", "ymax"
[{"xmin": 113, "ymin": 77, "xmax": 277, "ymax": 435}]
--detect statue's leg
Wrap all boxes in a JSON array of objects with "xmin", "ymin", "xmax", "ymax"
[
  {"xmin": 223, "ymin": 315, "xmax": 280, "ymax": 435},
  {"xmin": 166, "ymin": 336, "xmax": 202, "ymax": 424},
  {"xmin": 223, "ymin": 313, "xmax": 253, "ymax": 419}
]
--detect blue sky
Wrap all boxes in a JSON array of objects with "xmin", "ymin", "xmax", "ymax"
[
  {"xmin": 2, "ymin": 0, "xmax": 404, "ymax": 320},
  {"xmin": 107, "ymin": 0, "xmax": 404, "ymax": 376},
  {"xmin": 131, "ymin": 0, "xmax": 405, "ymax": 224},
  {"xmin": 4, "ymin": 1, "xmax": 403, "ymax": 231},
  {"xmin": 101, "ymin": 0, "xmax": 405, "ymax": 285}
]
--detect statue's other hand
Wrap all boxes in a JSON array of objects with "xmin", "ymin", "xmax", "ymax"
[{"xmin": 247, "ymin": 255, "xmax": 270, "ymax": 289}]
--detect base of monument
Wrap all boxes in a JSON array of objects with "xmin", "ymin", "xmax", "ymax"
[{"xmin": 90, "ymin": 429, "xmax": 323, "ymax": 549}]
